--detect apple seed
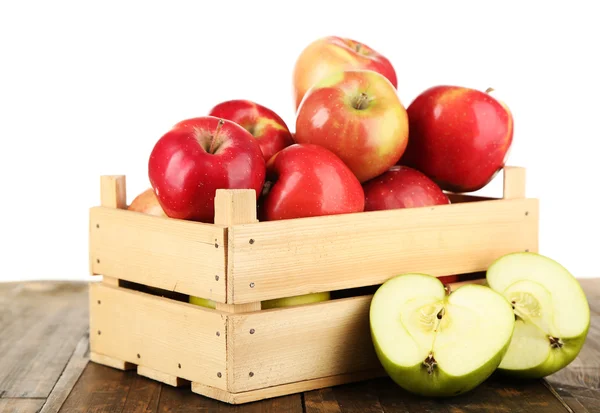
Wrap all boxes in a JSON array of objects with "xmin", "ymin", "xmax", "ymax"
[
  {"xmin": 423, "ymin": 352, "xmax": 437, "ymax": 375},
  {"xmin": 548, "ymin": 336, "xmax": 564, "ymax": 349}
]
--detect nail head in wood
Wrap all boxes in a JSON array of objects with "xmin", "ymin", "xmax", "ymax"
[
  {"xmin": 215, "ymin": 275, "xmax": 219, "ymax": 281},
  {"xmin": 249, "ymin": 282, "xmax": 255, "ymax": 288},
  {"xmin": 216, "ymin": 331, "xmax": 220, "ymax": 337},
  {"xmin": 178, "ymin": 363, "xmax": 181, "ymax": 369},
  {"xmin": 217, "ymin": 372, "xmax": 222, "ymax": 378},
  {"xmin": 97, "ymin": 330, "xmax": 101, "ymax": 335},
  {"xmin": 250, "ymin": 328, "xmax": 255, "ymax": 334},
  {"xmin": 97, "ymin": 300, "xmax": 101, "ymax": 304},
  {"xmin": 137, "ymin": 353, "xmax": 141, "ymax": 359},
  {"xmin": 249, "ymin": 238, "xmax": 255, "ymax": 244},
  {"xmin": 96, "ymin": 224, "xmax": 100, "ymax": 228},
  {"xmin": 96, "ymin": 259, "xmax": 100, "ymax": 264},
  {"xmin": 249, "ymin": 372, "xmax": 254, "ymax": 377}
]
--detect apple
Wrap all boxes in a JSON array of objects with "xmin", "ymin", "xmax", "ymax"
[
  {"xmin": 399, "ymin": 85, "xmax": 513, "ymax": 193},
  {"xmin": 127, "ymin": 188, "xmax": 166, "ymax": 217},
  {"xmin": 295, "ymin": 70, "xmax": 409, "ymax": 183},
  {"xmin": 189, "ymin": 291, "xmax": 331, "ymax": 309},
  {"xmin": 262, "ymin": 291, "xmax": 331, "ymax": 309},
  {"xmin": 363, "ymin": 165, "xmax": 449, "ymax": 211},
  {"xmin": 259, "ymin": 143, "xmax": 365, "ymax": 221},
  {"xmin": 293, "ymin": 36, "xmax": 397, "ymax": 110},
  {"xmin": 370, "ymin": 273, "xmax": 515, "ymax": 397},
  {"xmin": 486, "ymin": 252, "xmax": 590, "ymax": 378},
  {"xmin": 208, "ymin": 99, "xmax": 294, "ymax": 163},
  {"xmin": 148, "ymin": 116, "xmax": 266, "ymax": 223}
]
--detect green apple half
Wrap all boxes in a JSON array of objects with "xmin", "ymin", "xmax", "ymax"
[
  {"xmin": 370, "ymin": 273, "xmax": 515, "ymax": 397},
  {"xmin": 486, "ymin": 252, "xmax": 590, "ymax": 378},
  {"xmin": 189, "ymin": 292, "xmax": 331, "ymax": 309}
]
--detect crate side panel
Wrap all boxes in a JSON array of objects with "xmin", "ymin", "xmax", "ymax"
[
  {"xmin": 230, "ymin": 198, "xmax": 539, "ymax": 303},
  {"xmin": 89, "ymin": 283, "xmax": 228, "ymax": 390},
  {"xmin": 228, "ymin": 295, "xmax": 380, "ymax": 392},
  {"xmin": 89, "ymin": 207, "xmax": 226, "ymax": 302}
]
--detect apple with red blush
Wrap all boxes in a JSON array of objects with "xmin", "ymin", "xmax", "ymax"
[
  {"xmin": 293, "ymin": 36, "xmax": 397, "ymax": 110},
  {"xmin": 400, "ymin": 85, "xmax": 514, "ymax": 193},
  {"xmin": 259, "ymin": 144, "xmax": 364, "ymax": 221},
  {"xmin": 208, "ymin": 99, "xmax": 294, "ymax": 163},
  {"xmin": 148, "ymin": 116, "xmax": 265, "ymax": 223},
  {"xmin": 363, "ymin": 166, "xmax": 449, "ymax": 212}
]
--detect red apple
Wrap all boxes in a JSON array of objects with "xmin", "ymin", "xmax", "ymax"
[
  {"xmin": 293, "ymin": 36, "xmax": 397, "ymax": 110},
  {"xmin": 363, "ymin": 166, "xmax": 449, "ymax": 211},
  {"xmin": 260, "ymin": 143, "xmax": 364, "ymax": 221},
  {"xmin": 400, "ymin": 85, "xmax": 514, "ymax": 193},
  {"xmin": 148, "ymin": 116, "xmax": 266, "ymax": 223},
  {"xmin": 295, "ymin": 69, "xmax": 409, "ymax": 183},
  {"xmin": 208, "ymin": 100, "xmax": 294, "ymax": 163},
  {"xmin": 128, "ymin": 188, "xmax": 167, "ymax": 217}
]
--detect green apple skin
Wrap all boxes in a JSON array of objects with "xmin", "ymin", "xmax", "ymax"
[
  {"xmin": 496, "ymin": 321, "xmax": 589, "ymax": 379},
  {"xmin": 189, "ymin": 296, "xmax": 216, "ymax": 309},
  {"xmin": 486, "ymin": 252, "xmax": 591, "ymax": 379},
  {"xmin": 372, "ymin": 330, "xmax": 512, "ymax": 397},
  {"xmin": 262, "ymin": 291, "xmax": 331, "ymax": 309},
  {"xmin": 189, "ymin": 291, "xmax": 331, "ymax": 309}
]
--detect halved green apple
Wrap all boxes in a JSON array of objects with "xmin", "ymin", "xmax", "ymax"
[
  {"xmin": 370, "ymin": 273, "xmax": 515, "ymax": 397},
  {"xmin": 486, "ymin": 252, "xmax": 590, "ymax": 378}
]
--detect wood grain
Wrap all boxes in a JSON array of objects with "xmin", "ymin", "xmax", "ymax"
[
  {"xmin": 0, "ymin": 282, "xmax": 89, "ymax": 398},
  {"xmin": 228, "ymin": 198, "xmax": 538, "ymax": 304},
  {"xmin": 228, "ymin": 295, "xmax": 380, "ymax": 392},
  {"xmin": 0, "ymin": 398, "xmax": 45, "ymax": 413},
  {"xmin": 89, "ymin": 206, "xmax": 227, "ymax": 302},
  {"xmin": 39, "ymin": 335, "xmax": 90, "ymax": 413},
  {"xmin": 89, "ymin": 283, "xmax": 228, "ymax": 390}
]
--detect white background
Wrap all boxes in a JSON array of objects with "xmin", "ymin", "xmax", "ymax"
[{"xmin": 1, "ymin": 0, "xmax": 598, "ymax": 282}]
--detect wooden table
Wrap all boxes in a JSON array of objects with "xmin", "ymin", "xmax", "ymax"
[{"xmin": 0, "ymin": 279, "xmax": 598, "ymax": 413}]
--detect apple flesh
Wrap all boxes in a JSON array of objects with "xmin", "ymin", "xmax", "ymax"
[
  {"xmin": 127, "ymin": 188, "xmax": 166, "ymax": 217},
  {"xmin": 293, "ymin": 36, "xmax": 397, "ymax": 110},
  {"xmin": 363, "ymin": 166, "xmax": 449, "ymax": 211},
  {"xmin": 295, "ymin": 70, "xmax": 409, "ymax": 183},
  {"xmin": 400, "ymin": 85, "xmax": 513, "ymax": 193},
  {"xmin": 148, "ymin": 116, "xmax": 266, "ymax": 223},
  {"xmin": 208, "ymin": 99, "xmax": 294, "ymax": 163},
  {"xmin": 486, "ymin": 252, "xmax": 590, "ymax": 378},
  {"xmin": 370, "ymin": 273, "xmax": 515, "ymax": 397},
  {"xmin": 189, "ymin": 291, "xmax": 331, "ymax": 309}
]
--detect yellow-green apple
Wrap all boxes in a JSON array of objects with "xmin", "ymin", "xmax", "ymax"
[
  {"xmin": 295, "ymin": 70, "xmax": 409, "ymax": 183},
  {"xmin": 189, "ymin": 291, "xmax": 331, "ymax": 309},
  {"xmin": 400, "ymin": 85, "xmax": 513, "ymax": 193},
  {"xmin": 259, "ymin": 143, "xmax": 365, "ymax": 221},
  {"xmin": 127, "ymin": 188, "xmax": 166, "ymax": 217},
  {"xmin": 363, "ymin": 165, "xmax": 449, "ymax": 211},
  {"xmin": 293, "ymin": 36, "xmax": 397, "ymax": 110},
  {"xmin": 370, "ymin": 273, "xmax": 515, "ymax": 397},
  {"xmin": 208, "ymin": 100, "xmax": 294, "ymax": 162},
  {"xmin": 486, "ymin": 252, "xmax": 590, "ymax": 378},
  {"xmin": 148, "ymin": 116, "xmax": 265, "ymax": 223}
]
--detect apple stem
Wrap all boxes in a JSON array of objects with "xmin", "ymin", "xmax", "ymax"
[
  {"xmin": 353, "ymin": 93, "xmax": 370, "ymax": 110},
  {"xmin": 485, "ymin": 87, "xmax": 495, "ymax": 94},
  {"xmin": 355, "ymin": 43, "xmax": 362, "ymax": 53},
  {"xmin": 209, "ymin": 119, "xmax": 226, "ymax": 154}
]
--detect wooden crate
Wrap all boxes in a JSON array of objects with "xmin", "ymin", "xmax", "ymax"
[{"xmin": 88, "ymin": 166, "xmax": 539, "ymax": 404}]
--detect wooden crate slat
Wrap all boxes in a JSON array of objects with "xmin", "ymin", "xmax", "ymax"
[
  {"xmin": 227, "ymin": 295, "xmax": 381, "ymax": 393},
  {"xmin": 89, "ymin": 206, "xmax": 227, "ymax": 302},
  {"xmin": 89, "ymin": 283, "xmax": 228, "ymax": 390},
  {"xmin": 228, "ymin": 198, "xmax": 539, "ymax": 304}
]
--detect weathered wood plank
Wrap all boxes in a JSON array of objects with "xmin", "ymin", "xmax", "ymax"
[
  {"xmin": 0, "ymin": 398, "xmax": 45, "ymax": 413},
  {"xmin": 58, "ymin": 362, "xmax": 135, "ymax": 412},
  {"xmin": 39, "ymin": 335, "xmax": 90, "ymax": 413},
  {"xmin": 0, "ymin": 282, "xmax": 89, "ymax": 398},
  {"xmin": 331, "ymin": 380, "xmax": 384, "ymax": 413},
  {"xmin": 159, "ymin": 384, "xmax": 303, "ymax": 412},
  {"xmin": 303, "ymin": 388, "xmax": 342, "ymax": 413}
]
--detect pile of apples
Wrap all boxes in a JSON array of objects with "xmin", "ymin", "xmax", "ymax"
[{"xmin": 128, "ymin": 36, "xmax": 590, "ymax": 398}]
